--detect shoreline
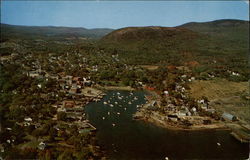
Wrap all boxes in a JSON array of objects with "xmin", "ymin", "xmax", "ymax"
[
  {"xmin": 90, "ymin": 87, "xmax": 230, "ymax": 132},
  {"xmin": 97, "ymin": 85, "xmax": 135, "ymax": 91},
  {"xmin": 91, "ymin": 87, "xmax": 229, "ymax": 131},
  {"xmin": 133, "ymin": 111, "xmax": 229, "ymax": 131}
]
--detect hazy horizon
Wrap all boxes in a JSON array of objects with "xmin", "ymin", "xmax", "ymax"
[
  {"xmin": 1, "ymin": 1, "xmax": 249, "ymax": 29},
  {"xmin": 1, "ymin": 18, "xmax": 249, "ymax": 30}
]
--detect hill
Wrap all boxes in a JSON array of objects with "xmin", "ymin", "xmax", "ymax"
[
  {"xmin": 179, "ymin": 19, "xmax": 248, "ymax": 36},
  {"xmin": 179, "ymin": 19, "xmax": 249, "ymax": 67},
  {"xmin": 0, "ymin": 23, "xmax": 114, "ymax": 40},
  {"xmin": 99, "ymin": 19, "xmax": 249, "ymax": 66},
  {"xmin": 179, "ymin": 19, "xmax": 249, "ymax": 48},
  {"xmin": 99, "ymin": 26, "xmax": 200, "ymax": 64},
  {"xmin": 102, "ymin": 26, "xmax": 198, "ymax": 41},
  {"xmin": 100, "ymin": 26, "xmax": 198, "ymax": 51}
]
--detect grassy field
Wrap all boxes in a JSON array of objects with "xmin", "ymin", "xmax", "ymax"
[
  {"xmin": 189, "ymin": 79, "xmax": 248, "ymax": 99},
  {"xmin": 139, "ymin": 65, "xmax": 159, "ymax": 70},
  {"xmin": 189, "ymin": 79, "xmax": 249, "ymax": 123}
]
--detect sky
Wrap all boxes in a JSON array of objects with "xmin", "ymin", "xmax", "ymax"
[{"xmin": 1, "ymin": 1, "xmax": 249, "ymax": 29}]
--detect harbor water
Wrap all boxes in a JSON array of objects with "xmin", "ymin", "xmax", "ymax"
[{"xmin": 85, "ymin": 90, "xmax": 249, "ymax": 160}]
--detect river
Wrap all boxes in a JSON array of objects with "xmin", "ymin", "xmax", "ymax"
[{"xmin": 85, "ymin": 90, "xmax": 249, "ymax": 160}]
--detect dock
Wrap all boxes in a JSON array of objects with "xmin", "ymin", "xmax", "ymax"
[
  {"xmin": 230, "ymin": 132, "xmax": 249, "ymax": 143},
  {"xmin": 226, "ymin": 123, "xmax": 250, "ymax": 143},
  {"xmin": 87, "ymin": 123, "xmax": 97, "ymax": 131}
]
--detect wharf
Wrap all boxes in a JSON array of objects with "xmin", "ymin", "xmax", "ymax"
[
  {"xmin": 226, "ymin": 123, "xmax": 250, "ymax": 143},
  {"xmin": 231, "ymin": 132, "xmax": 249, "ymax": 143}
]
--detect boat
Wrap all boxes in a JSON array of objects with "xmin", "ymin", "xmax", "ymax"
[
  {"xmin": 110, "ymin": 104, "xmax": 114, "ymax": 107},
  {"xmin": 134, "ymin": 97, "xmax": 138, "ymax": 100},
  {"xmin": 217, "ymin": 142, "xmax": 221, "ymax": 146},
  {"xmin": 103, "ymin": 102, "xmax": 107, "ymax": 105},
  {"xmin": 117, "ymin": 112, "xmax": 120, "ymax": 115},
  {"xmin": 128, "ymin": 102, "xmax": 132, "ymax": 104},
  {"xmin": 108, "ymin": 112, "xmax": 110, "ymax": 115},
  {"xmin": 112, "ymin": 123, "xmax": 116, "ymax": 127},
  {"xmin": 115, "ymin": 102, "xmax": 118, "ymax": 104},
  {"xmin": 102, "ymin": 117, "xmax": 105, "ymax": 120}
]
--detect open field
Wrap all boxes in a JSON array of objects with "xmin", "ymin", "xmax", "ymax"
[
  {"xmin": 139, "ymin": 65, "xmax": 159, "ymax": 70},
  {"xmin": 189, "ymin": 79, "xmax": 248, "ymax": 100},
  {"xmin": 189, "ymin": 79, "xmax": 249, "ymax": 123}
]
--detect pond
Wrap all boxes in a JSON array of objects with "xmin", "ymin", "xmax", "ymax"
[{"xmin": 85, "ymin": 90, "xmax": 249, "ymax": 160}]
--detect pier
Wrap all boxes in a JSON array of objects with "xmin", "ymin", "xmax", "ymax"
[{"xmin": 226, "ymin": 123, "xmax": 250, "ymax": 143}]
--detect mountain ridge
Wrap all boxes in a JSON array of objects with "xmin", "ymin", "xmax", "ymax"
[
  {"xmin": 1, "ymin": 19, "xmax": 248, "ymax": 40},
  {"xmin": 0, "ymin": 23, "xmax": 114, "ymax": 39}
]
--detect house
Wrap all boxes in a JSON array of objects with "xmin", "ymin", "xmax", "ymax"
[
  {"xmin": 167, "ymin": 65, "xmax": 177, "ymax": 71},
  {"xmin": 222, "ymin": 112, "xmax": 237, "ymax": 121},
  {"xmin": 203, "ymin": 119, "xmax": 212, "ymax": 125},
  {"xmin": 185, "ymin": 61, "xmax": 199, "ymax": 68},
  {"xmin": 58, "ymin": 72, "xmax": 66, "ymax": 78},
  {"xmin": 38, "ymin": 142, "xmax": 46, "ymax": 150},
  {"xmin": 24, "ymin": 117, "xmax": 32, "ymax": 122},
  {"xmin": 69, "ymin": 87, "xmax": 77, "ymax": 94},
  {"xmin": 27, "ymin": 71, "xmax": 40, "ymax": 78},
  {"xmin": 167, "ymin": 114, "xmax": 179, "ymax": 121},
  {"xmin": 83, "ymin": 80, "xmax": 92, "ymax": 87},
  {"xmin": 207, "ymin": 108, "xmax": 215, "ymax": 114},
  {"xmin": 77, "ymin": 85, "xmax": 82, "ymax": 89},
  {"xmin": 146, "ymin": 101, "xmax": 158, "ymax": 110},
  {"xmin": 50, "ymin": 75, "xmax": 59, "ymax": 80},
  {"xmin": 37, "ymin": 84, "xmax": 42, "ymax": 88},
  {"xmin": 73, "ymin": 77, "xmax": 83, "ymax": 85},
  {"xmin": 63, "ymin": 101, "xmax": 75, "ymax": 108},
  {"xmin": 64, "ymin": 85, "xmax": 70, "ymax": 90},
  {"xmin": 65, "ymin": 76, "xmax": 73, "ymax": 85},
  {"xmin": 57, "ymin": 107, "xmax": 66, "ymax": 112},
  {"xmin": 191, "ymin": 77, "xmax": 195, "ymax": 81},
  {"xmin": 92, "ymin": 65, "xmax": 98, "ymax": 72},
  {"xmin": 177, "ymin": 110, "xmax": 187, "ymax": 118},
  {"xmin": 181, "ymin": 74, "xmax": 187, "ymax": 78},
  {"xmin": 69, "ymin": 88, "xmax": 81, "ymax": 94},
  {"xmin": 198, "ymin": 99, "xmax": 205, "ymax": 104},
  {"xmin": 145, "ymin": 86, "xmax": 155, "ymax": 91},
  {"xmin": 59, "ymin": 83, "xmax": 66, "ymax": 89},
  {"xmin": 191, "ymin": 107, "xmax": 197, "ymax": 112},
  {"xmin": 164, "ymin": 91, "xmax": 169, "ymax": 96},
  {"xmin": 65, "ymin": 107, "xmax": 84, "ymax": 113}
]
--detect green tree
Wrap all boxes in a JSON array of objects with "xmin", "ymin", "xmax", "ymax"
[{"xmin": 57, "ymin": 112, "xmax": 67, "ymax": 121}]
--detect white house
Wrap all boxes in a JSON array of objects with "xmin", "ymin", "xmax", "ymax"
[{"xmin": 24, "ymin": 117, "xmax": 32, "ymax": 122}]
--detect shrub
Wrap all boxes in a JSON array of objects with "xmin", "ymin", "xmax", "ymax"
[{"xmin": 57, "ymin": 112, "xmax": 67, "ymax": 121}]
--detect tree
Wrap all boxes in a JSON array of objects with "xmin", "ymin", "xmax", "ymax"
[
  {"xmin": 57, "ymin": 112, "xmax": 67, "ymax": 121},
  {"xmin": 121, "ymin": 77, "xmax": 130, "ymax": 86},
  {"xmin": 48, "ymin": 127, "xmax": 57, "ymax": 141}
]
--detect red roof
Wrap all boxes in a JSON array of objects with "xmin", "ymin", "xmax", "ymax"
[
  {"xmin": 145, "ymin": 86, "xmax": 155, "ymax": 91},
  {"xmin": 63, "ymin": 101, "xmax": 75, "ymax": 108},
  {"xmin": 167, "ymin": 65, "xmax": 177, "ymax": 70}
]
